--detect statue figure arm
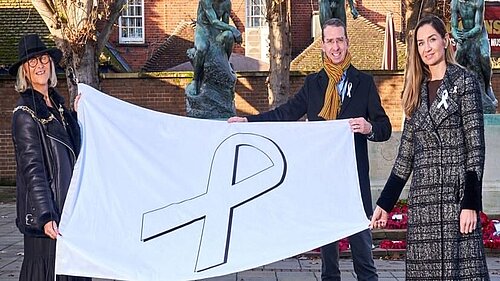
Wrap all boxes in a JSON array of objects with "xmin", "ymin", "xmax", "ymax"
[
  {"xmin": 450, "ymin": 0, "xmax": 463, "ymax": 43},
  {"xmin": 200, "ymin": 0, "xmax": 234, "ymax": 32},
  {"xmin": 347, "ymin": 0, "xmax": 359, "ymax": 19},
  {"xmin": 221, "ymin": 9, "xmax": 230, "ymax": 24},
  {"xmin": 464, "ymin": 0, "xmax": 485, "ymax": 39}
]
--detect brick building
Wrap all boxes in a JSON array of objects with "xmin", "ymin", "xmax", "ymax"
[{"xmin": 0, "ymin": 0, "xmax": 410, "ymax": 72}]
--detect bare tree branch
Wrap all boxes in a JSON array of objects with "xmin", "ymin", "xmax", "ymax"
[
  {"xmin": 31, "ymin": 0, "xmax": 126, "ymax": 98},
  {"xmin": 31, "ymin": 0, "xmax": 63, "ymax": 39},
  {"xmin": 97, "ymin": 0, "xmax": 126, "ymax": 54}
]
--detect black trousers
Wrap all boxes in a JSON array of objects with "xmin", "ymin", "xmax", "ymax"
[{"xmin": 320, "ymin": 229, "xmax": 378, "ymax": 281}]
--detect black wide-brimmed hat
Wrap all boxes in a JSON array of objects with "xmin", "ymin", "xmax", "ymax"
[{"xmin": 8, "ymin": 34, "xmax": 63, "ymax": 76}]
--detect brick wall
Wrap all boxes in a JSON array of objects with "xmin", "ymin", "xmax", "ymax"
[
  {"xmin": 357, "ymin": 0, "xmax": 404, "ymax": 35},
  {"xmin": 290, "ymin": 2, "xmax": 317, "ymax": 58},
  {"xmin": 0, "ymin": 76, "xmax": 20, "ymax": 184},
  {"xmin": 2, "ymin": 71, "xmax": 499, "ymax": 183}
]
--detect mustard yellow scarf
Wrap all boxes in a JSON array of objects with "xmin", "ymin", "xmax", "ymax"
[{"xmin": 318, "ymin": 52, "xmax": 352, "ymax": 120}]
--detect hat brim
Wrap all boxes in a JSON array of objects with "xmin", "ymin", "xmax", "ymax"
[{"xmin": 8, "ymin": 48, "xmax": 63, "ymax": 76}]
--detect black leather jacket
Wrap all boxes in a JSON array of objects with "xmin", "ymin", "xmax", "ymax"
[{"xmin": 12, "ymin": 88, "xmax": 80, "ymax": 236}]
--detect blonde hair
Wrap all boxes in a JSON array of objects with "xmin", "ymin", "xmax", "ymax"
[
  {"xmin": 15, "ymin": 59, "xmax": 58, "ymax": 93},
  {"xmin": 402, "ymin": 15, "xmax": 456, "ymax": 116}
]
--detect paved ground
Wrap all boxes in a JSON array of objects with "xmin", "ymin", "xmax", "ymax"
[{"xmin": 1, "ymin": 202, "xmax": 499, "ymax": 281}]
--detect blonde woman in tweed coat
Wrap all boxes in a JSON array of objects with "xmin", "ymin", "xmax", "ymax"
[{"xmin": 370, "ymin": 15, "xmax": 490, "ymax": 280}]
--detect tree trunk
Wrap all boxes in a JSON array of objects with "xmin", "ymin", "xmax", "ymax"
[
  {"xmin": 31, "ymin": 0, "xmax": 125, "ymax": 106},
  {"xmin": 266, "ymin": 0, "xmax": 292, "ymax": 109},
  {"xmin": 62, "ymin": 41, "xmax": 99, "ymax": 105}
]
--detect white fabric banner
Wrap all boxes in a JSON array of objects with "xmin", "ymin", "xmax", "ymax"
[{"xmin": 55, "ymin": 83, "xmax": 369, "ymax": 281}]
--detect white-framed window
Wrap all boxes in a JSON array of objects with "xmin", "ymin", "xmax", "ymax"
[
  {"xmin": 247, "ymin": 0, "xmax": 266, "ymax": 27},
  {"xmin": 119, "ymin": 0, "xmax": 144, "ymax": 44}
]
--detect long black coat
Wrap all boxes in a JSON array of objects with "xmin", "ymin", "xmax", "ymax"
[
  {"xmin": 247, "ymin": 65, "xmax": 392, "ymax": 217},
  {"xmin": 12, "ymin": 88, "xmax": 80, "ymax": 236}
]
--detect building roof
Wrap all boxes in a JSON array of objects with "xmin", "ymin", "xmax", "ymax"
[
  {"xmin": 291, "ymin": 15, "xmax": 407, "ymax": 71},
  {"xmin": 167, "ymin": 53, "xmax": 269, "ymax": 72},
  {"xmin": 142, "ymin": 21, "xmax": 196, "ymax": 72},
  {"xmin": 0, "ymin": 0, "xmax": 53, "ymax": 70}
]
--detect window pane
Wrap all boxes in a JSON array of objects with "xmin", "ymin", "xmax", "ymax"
[
  {"xmin": 252, "ymin": 6, "xmax": 258, "ymax": 16},
  {"xmin": 120, "ymin": 0, "xmax": 143, "ymax": 42},
  {"xmin": 255, "ymin": 6, "xmax": 261, "ymax": 15},
  {"xmin": 247, "ymin": 0, "xmax": 265, "ymax": 27}
]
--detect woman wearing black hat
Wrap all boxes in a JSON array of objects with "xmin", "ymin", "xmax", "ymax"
[{"xmin": 10, "ymin": 34, "xmax": 89, "ymax": 281}]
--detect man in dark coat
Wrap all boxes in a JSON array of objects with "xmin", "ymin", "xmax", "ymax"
[{"xmin": 229, "ymin": 18, "xmax": 391, "ymax": 281}]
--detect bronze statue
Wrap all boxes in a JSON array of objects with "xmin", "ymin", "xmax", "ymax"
[
  {"xmin": 318, "ymin": 0, "xmax": 359, "ymax": 26},
  {"xmin": 451, "ymin": 0, "xmax": 498, "ymax": 113},
  {"xmin": 186, "ymin": 0, "xmax": 242, "ymax": 119}
]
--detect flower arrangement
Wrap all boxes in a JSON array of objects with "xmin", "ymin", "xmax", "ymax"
[
  {"xmin": 310, "ymin": 238, "xmax": 350, "ymax": 253},
  {"xmin": 376, "ymin": 199, "xmax": 408, "ymax": 250},
  {"xmin": 379, "ymin": 239, "xmax": 406, "ymax": 249},
  {"xmin": 339, "ymin": 238, "xmax": 350, "ymax": 252},
  {"xmin": 386, "ymin": 199, "xmax": 408, "ymax": 229},
  {"xmin": 480, "ymin": 212, "xmax": 500, "ymax": 249}
]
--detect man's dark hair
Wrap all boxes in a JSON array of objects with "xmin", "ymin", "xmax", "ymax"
[{"xmin": 322, "ymin": 18, "xmax": 348, "ymax": 41}]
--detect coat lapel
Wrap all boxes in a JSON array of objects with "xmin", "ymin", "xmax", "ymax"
[
  {"xmin": 338, "ymin": 66, "xmax": 359, "ymax": 116},
  {"xmin": 412, "ymin": 80, "xmax": 435, "ymax": 132},
  {"xmin": 19, "ymin": 89, "xmax": 74, "ymax": 151},
  {"xmin": 429, "ymin": 65, "xmax": 460, "ymax": 127},
  {"xmin": 19, "ymin": 89, "xmax": 52, "ymax": 120}
]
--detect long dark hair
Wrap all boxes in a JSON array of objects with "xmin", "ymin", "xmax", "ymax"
[{"xmin": 402, "ymin": 15, "xmax": 456, "ymax": 116}]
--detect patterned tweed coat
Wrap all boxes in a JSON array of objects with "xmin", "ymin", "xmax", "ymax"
[{"xmin": 392, "ymin": 64, "xmax": 489, "ymax": 280}]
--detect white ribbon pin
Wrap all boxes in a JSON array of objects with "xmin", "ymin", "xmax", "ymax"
[
  {"xmin": 437, "ymin": 86, "xmax": 457, "ymax": 109},
  {"xmin": 347, "ymin": 82, "xmax": 352, "ymax": 98}
]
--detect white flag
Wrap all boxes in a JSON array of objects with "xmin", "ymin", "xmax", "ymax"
[{"xmin": 55, "ymin": 83, "xmax": 369, "ymax": 281}]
